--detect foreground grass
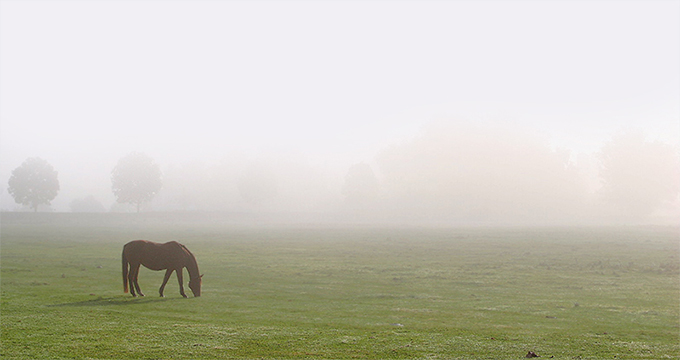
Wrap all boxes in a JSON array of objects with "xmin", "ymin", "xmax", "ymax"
[{"xmin": 1, "ymin": 214, "xmax": 678, "ymax": 359}]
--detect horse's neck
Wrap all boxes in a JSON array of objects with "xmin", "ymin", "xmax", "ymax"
[{"xmin": 184, "ymin": 253, "xmax": 200, "ymax": 279}]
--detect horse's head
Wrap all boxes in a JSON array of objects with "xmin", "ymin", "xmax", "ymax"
[{"xmin": 189, "ymin": 274, "xmax": 203, "ymax": 297}]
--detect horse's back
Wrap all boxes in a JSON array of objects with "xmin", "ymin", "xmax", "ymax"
[
  {"xmin": 124, "ymin": 240, "xmax": 181, "ymax": 251},
  {"xmin": 124, "ymin": 239, "xmax": 156, "ymax": 249},
  {"xmin": 123, "ymin": 240, "xmax": 185, "ymax": 270}
]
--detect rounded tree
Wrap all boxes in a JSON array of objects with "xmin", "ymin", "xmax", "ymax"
[
  {"xmin": 111, "ymin": 152, "xmax": 162, "ymax": 212},
  {"xmin": 599, "ymin": 131, "xmax": 680, "ymax": 218},
  {"xmin": 8, "ymin": 157, "xmax": 60, "ymax": 212}
]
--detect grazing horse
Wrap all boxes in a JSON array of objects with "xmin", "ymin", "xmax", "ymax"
[{"xmin": 122, "ymin": 240, "xmax": 202, "ymax": 298}]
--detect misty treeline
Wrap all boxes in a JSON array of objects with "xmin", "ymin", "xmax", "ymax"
[
  {"xmin": 372, "ymin": 125, "xmax": 679, "ymax": 224},
  {"xmin": 7, "ymin": 125, "xmax": 680, "ymax": 224}
]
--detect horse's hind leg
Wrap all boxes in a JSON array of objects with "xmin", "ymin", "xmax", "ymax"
[
  {"xmin": 176, "ymin": 268, "xmax": 187, "ymax": 298},
  {"xmin": 131, "ymin": 264, "xmax": 145, "ymax": 297},
  {"xmin": 127, "ymin": 262, "xmax": 137, "ymax": 297},
  {"xmin": 159, "ymin": 269, "xmax": 173, "ymax": 297}
]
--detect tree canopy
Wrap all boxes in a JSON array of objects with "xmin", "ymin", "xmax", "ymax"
[
  {"xmin": 111, "ymin": 152, "xmax": 162, "ymax": 212},
  {"xmin": 599, "ymin": 131, "xmax": 680, "ymax": 218},
  {"xmin": 7, "ymin": 157, "xmax": 60, "ymax": 212}
]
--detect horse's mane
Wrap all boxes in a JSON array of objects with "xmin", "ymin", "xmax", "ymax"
[
  {"xmin": 180, "ymin": 243, "xmax": 192, "ymax": 255},
  {"xmin": 180, "ymin": 243, "xmax": 198, "ymax": 265}
]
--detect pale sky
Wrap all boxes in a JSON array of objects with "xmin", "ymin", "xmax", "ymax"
[{"xmin": 1, "ymin": 0, "xmax": 678, "ymax": 213}]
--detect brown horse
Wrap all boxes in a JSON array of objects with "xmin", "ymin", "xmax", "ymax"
[{"xmin": 122, "ymin": 240, "xmax": 202, "ymax": 298}]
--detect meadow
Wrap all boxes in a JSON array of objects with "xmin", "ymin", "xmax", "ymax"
[{"xmin": 1, "ymin": 213, "xmax": 678, "ymax": 359}]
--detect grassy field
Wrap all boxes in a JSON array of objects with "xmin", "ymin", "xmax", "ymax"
[{"xmin": 1, "ymin": 213, "xmax": 678, "ymax": 359}]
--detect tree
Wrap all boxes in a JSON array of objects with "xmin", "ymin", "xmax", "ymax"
[
  {"xmin": 111, "ymin": 152, "xmax": 162, "ymax": 212},
  {"xmin": 70, "ymin": 195, "xmax": 106, "ymax": 213},
  {"xmin": 342, "ymin": 163, "xmax": 379, "ymax": 206},
  {"xmin": 375, "ymin": 123, "xmax": 588, "ymax": 224},
  {"xmin": 599, "ymin": 131, "xmax": 680, "ymax": 218},
  {"xmin": 7, "ymin": 157, "xmax": 60, "ymax": 212},
  {"xmin": 237, "ymin": 162, "xmax": 278, "ymax": 206}
]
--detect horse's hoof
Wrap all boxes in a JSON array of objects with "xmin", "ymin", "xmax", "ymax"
[{"xmin": 182, "ymin": 294, "xmax": 188, "ymax": 298}]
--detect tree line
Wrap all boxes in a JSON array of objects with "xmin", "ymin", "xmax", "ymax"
[
  {"xmin": 7, "ymin": 152, "xmax": 161, "ymax": 213},
  {"xmin": 6, "ymin": 129, "xmax": 680, "ymax": 223}
]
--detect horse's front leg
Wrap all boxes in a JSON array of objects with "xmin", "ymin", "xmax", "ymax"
[
  {"xmin": 159, "ymin": 269, "xmax": 173, "ymax": 297},
  {"xmin": 176, "ymin": 268, "xmax": 187, "ymax": 298}
]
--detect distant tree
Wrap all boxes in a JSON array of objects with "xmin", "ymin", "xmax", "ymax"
[
  {"xmin": 70, "ymin": 195, "xmax": 106, "ymax": 213},
  {"xmin": 7, "ymin": 157, "xmax": 60, "ymax": 212},
  {"xmin": 111, "ymin": 152, "xmax": 162, "ymax": 212},
  {"xmin": 237, "ymin": 162, "xmax": 278, "ymax": 206},
  {"xmin": 342, "ymin": 163, "xmax": 379, "ymax": 206},
  {"xmin": 599, "ymin": 131, "xmax": 680, "ymax": 218},
  {"xmin": 375, "ymin": 123, "xmax": 589, "ymax": 223}
]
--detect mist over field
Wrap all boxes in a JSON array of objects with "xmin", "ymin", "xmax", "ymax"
[{"xmin": 1, "ymin": 1, "xmax": 679, "ymax": 225}]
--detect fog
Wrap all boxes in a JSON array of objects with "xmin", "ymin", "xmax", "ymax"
[{"xmin": 1, "ymin": 1, "xmax": 679, "ymax": 225}]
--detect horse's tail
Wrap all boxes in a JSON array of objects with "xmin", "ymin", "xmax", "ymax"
[{"xmin": 122, "ymin": 248, "xmax": 129, "ymax": 293}]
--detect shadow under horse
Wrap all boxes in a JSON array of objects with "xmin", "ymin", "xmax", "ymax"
[{"xmin": 122, "ymin": 240, "xmax": 202, "ymax": 297}]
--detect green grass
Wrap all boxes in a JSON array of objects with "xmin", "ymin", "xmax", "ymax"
[{"xmin": 1, "ymin": 213, "xmax": 679, "ymax": 359}]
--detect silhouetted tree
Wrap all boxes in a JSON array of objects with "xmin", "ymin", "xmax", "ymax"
[
  {"xmin": 599, "ymin": 131, "xmax": 680, "ymax": 218},
  {"xmin": 111, "ymin": 152, "xmax": 162, "ymax": 212},
  {"xmin": 7, "ymin": 157, "xmax": 60, "ymax": 212}
]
